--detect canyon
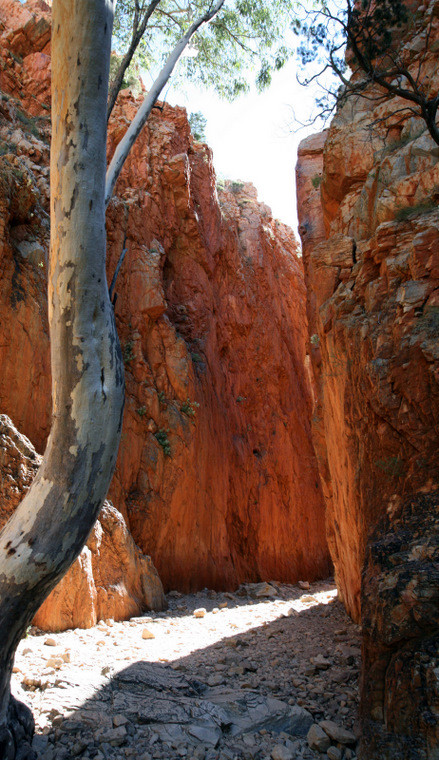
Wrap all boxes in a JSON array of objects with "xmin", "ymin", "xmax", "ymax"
[
  {"xmin": 0, "ymin": 0, "xmax": 330, "ymax": 622},
  {"xmin": 0, "ymin": 0, "xmax": 438, "ymax": 759}
]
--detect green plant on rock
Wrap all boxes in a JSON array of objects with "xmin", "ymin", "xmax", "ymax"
[
  {"xmin": 190, "ymin": 351, "xmax": 203, "ymax": 364},
  {"xmin": 157, "ymin": 390, "xmax": 167, "ymax": 406},
  {"xmin": 230, "ymin": 180, "xmax": 244, "ymax": 193},
  {"xmin": 123, "ymin": 340, "xmax": 134, "ymax": 364},
  {"xmin": 136, "ymin": 406, "xmax": 147, "ymax": 417},
  {"xmin": 311, "ymin": 174, "xmax": 322, "ymax": 189},
  {"xmin": 155, "ymin": 428, "xmax": 171, "ymax": 457},
  {"xmin": 180, "ymin": 398, "xmax": 199, "ymax": 419},
  {"xmin": 395, "ymin": 201, "xmax": 437, "ymax": 222},
  {"xmin": 15, "ymin": 108, "xmax": 42, "ymax": 139}
]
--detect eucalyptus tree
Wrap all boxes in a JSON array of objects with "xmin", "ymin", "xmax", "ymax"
[
  {"xmin": 108, "ymin": 0, "xmax": 297, "ymax": 119},
  {"xmin": 0, "ymin": 0, "xmax": 301, "ymax": 756},
  {"xmin": 296, "ymin": 0, "xmax": 439, "ymax": 145}
]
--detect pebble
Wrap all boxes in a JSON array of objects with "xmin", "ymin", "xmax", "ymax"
[
  {"xmin": 319, "ymin": 719, "xmax": 356, "ymax": 745},
  {"xmin": 193, "ymin": 608, "xmax": 207, "ymax": 618},
  {"xmin": 307, "ymin": 723, "xmax": 332, "ymax": 752},
  {"xmin": 327, "ymin": 747, "xmax": 342, "ymax": 760},
  {"xmin": 15, "ymin": 580, "xmax": 359, "ymax": 760},
  {"xmin": 271, "ymin": 745, "xmax": 294, "ymax": 760}
]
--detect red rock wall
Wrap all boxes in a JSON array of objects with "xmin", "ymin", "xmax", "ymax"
[
  {"xmin": 0, "ymin": 0, "xmax": 331, "ymax": 594},
  {"xmin": 296, "ymin": 2, "xmax": 439, "ymax": 755},
  {"xmin": 297, "ymin": 9, "xmax": 439, "ymax": 621},
  {"xmin": 0, "ymin": 414, "xmax": 165, "ymax": 630}
]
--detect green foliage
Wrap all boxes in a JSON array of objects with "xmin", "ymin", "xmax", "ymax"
[
  {"xmin": 180, "ymin": 398, "xmax": 199, "ymax": 418},
  {"xmin": 112, "ymin": 0, "xmax": 297, "ymax": 101},
  {"xmin": 230, "ymin": 180, "xmax": 244, "ymax": 193},
  {"xmin": 190, "ymin": 351, "xmax": 203, "ymax": 364},
  {"xmin": 158, "ymin": 390, "xmax": 167, "ymax": 406},
  {"xmin": 189, "ymin": 111, "xmax": 207, "ymax": 142},
  {"xmin": 0, "ymin": 141, "xmax": 17, "ymax": 157},
  {"xmin": 155, "ymin": 428, "xmax": 171, "ymax": 456},
  {"xmin": 310, "ymin": 333, "xmax": 320, "ymax": 346},
  {"xmin": 123, "ymin": 340, "xmax": 135, "ymax": 364},
  {"xmin": 14, "ymin": 108, "xmax": 42, "ymax": 139},
  {"xmin": 296, "ymin": 0, "xmax": 421, "ymax": 129},
  {"xmin": 394, "ymin": 202, "xmax": 437, "ymax": 222},
  {"xmin": 136, "ymin": 406, "xmax": 147, "ymax": 416},
  {"xmin": 109, "ymin": 53, "xmax": 143, "ymax": 96},
  {"xmin": 311, "ymin": 174, "xmax": 321, "ymax": 189}
]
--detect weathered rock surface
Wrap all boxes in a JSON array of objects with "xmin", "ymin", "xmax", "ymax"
[
  {"xmin": 296, "ymin": 1, "xmax": 439, "ymax": 757},
  {"xmin": 360, "ymin": 491, "xmax": 439, "ymax": 760},
  {"xmin": 0, "ymin": 415, "xmax": 165, "ymax": 629},
  {"xmin": 0, "ymin": 0, "xmax": 331, "ymax": 594},
  {"xmin": 12, "ymin": 581, "xmax": 361, "ymax": 760}
]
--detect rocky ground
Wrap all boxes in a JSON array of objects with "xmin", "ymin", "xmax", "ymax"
[{"xmin": 12, "ymin": 580, "xmax": 361, "ymax": 760}]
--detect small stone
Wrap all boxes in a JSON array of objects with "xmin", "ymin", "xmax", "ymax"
[
  {"xmin": 319, "ymin": 720, "xmax": 356, "ymax": 745},
  {"xmin": 327, "ymin": 747, "xmax": 342, "ymax": 760},
  {"xmin": 44, "ymin": 638, "xmax": 57, "ymax": 647},
  {"xmin": 12, "ymin": 666, "xmax": 20, "ymax": 673},
  {"xmin": 271, "ymin": 745, "xmax": 294, "ymax": 760},
  {"xmin": 298, "ymin": 581, "xmax": 310, "ymax": 590},
  {"xmin": 312, "ymin": 654, "xmax": 331, "ymax": 670},
  {"xmin": 142, "ymin": 628, "xmax": 155, "ymax": 640},
  {"xmin": 113, "ymin": 715, "xmax": 128, "ymax": 727},
  {"xmin": 61, "ymin": 651, "xmax": 71, "ymax": 663},
  {"xmin": 255, "ymin": 582, "xmax": 277, "ymax": 598},
  {"xmin": 307, "ymin": 724, "xmax": 331, "ymax": 752},
  {"xmin": 287, "ymin": 608, "xmax": 298, "ymax": 617},
  {"xmin": 208, "ymin": 674, "xmax": 225, "ymax": 686},
  {"xmin": 193, "ymin": 608, "xmax": 207, "ymax": 618},
  {"xmin": 218, "ymin": 602, "xmax": 228, "ymax": 609},
  {"xmin": 46, "ymin": 657, "xmax": 64, "ymax": 669}
]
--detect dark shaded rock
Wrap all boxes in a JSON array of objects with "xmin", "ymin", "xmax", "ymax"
[{"xmin": 360, "ymin": 491, "xmax": 439, "ymax": 760}]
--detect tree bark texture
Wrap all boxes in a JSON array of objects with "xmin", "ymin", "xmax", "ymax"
[{"xmin": 0, "ymin": 0, "xmax": 124, "ymax": 755}]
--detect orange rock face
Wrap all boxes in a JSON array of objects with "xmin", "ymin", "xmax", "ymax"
[
  {"xmin": 34, "ymin": 501, "xmax": 166, "ymax": 631},
  {"xmin": 0, "ymin": 0, "xmax": 331, "ymax": 601},
  {"xmin": 297, "ymin": 10, "xmax": 439, "ymax": 622},
  {"xmin": 297, "ymin": 2, "xmax": 439, "ymax": 754},
  {"xmin": 0, "ymin": 415, "xmax": 165, "ymax": 630}
]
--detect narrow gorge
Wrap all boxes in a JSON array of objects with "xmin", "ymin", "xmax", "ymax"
[{"xmin": 0, "ymin": 0, "xmax": 437, "ymax": 759}]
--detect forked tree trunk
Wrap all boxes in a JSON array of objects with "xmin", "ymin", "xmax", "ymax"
[{"xmin": 0, "ymin": 0, "xmax": 124, "ymax": 755}]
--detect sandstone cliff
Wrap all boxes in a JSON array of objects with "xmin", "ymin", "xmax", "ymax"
[
  {"xmin": 296, "ymin": 2, "xmax": 439, "ymax": 756},
  {"xmin": 0, "ymin": 0, "xmax": 331, "ymax": 619},
  {"xmin": 0, "ymin": 415, "xmax": 165, "ymax": 630}
]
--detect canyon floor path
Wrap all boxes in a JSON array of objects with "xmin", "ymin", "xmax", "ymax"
[{"xmin": 13, "ymin": 580, "xmax": 361, "ymax": 760}]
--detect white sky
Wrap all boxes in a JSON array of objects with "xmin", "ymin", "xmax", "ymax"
[{"xmin": 166, "ymin": 60, "xmax": 321, "ymax": 234}]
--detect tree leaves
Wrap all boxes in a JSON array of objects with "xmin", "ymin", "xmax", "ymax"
[{"xmin": 112, "ymin": 0, "xmax": 298, "ymax": 101}]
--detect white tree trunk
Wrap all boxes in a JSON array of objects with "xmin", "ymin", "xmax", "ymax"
[{"xmin": 0, "ymin": 0, "xmax": 124, "ymax": 755}]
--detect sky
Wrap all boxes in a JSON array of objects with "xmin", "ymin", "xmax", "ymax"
[{"xmin": 165, "ymin": 60, "xmax": 321, "ymax": 234}]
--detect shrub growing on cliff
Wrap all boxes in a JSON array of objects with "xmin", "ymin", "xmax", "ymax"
[{"xmin": 296, "ymin": 0, "xmax": 439, "ymax": 146}]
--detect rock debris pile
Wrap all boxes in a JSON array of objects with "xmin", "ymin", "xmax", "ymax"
[{"xmin": 12, "ymin": 581, "xmax": 361, "ymax": 760}]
